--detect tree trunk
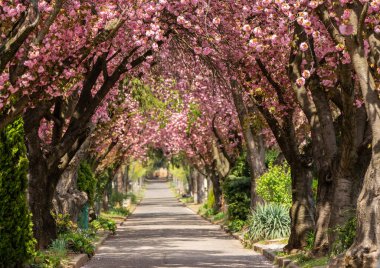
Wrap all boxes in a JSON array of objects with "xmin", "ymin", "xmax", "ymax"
[
  {"xmin": 313, "ymin": 175, "xmax": 333, "ymax": 255},
  {"xmin": 53, "ymin": 140, "xmax": 89, "ymax": 222},
  {"xmin": 343, "ymin": 40, "xmax": 380, "ymax": 267},
  {"xmin": 24, "ymin": 109, "xmax": 58, "ymax": 249},
  {"xmin": 327, "ymin": 64, "xmax": 363, "ymax": 249},
  {"xmin": 344, "ymin": 155, "xmax": 380, "ymax": 267},
  {"xmin": 191, "ymin": 168, "xmax": 199, "ymax": 203},
  {"xmin": 285, "ymin": 162, "xmax": 315, "ymax": 252},
  {"xmin": 210, "ymin": 171, "xmax": 222, "ymax": 212},
  {"xmin": 28, "ymin": 165, "xmax": 58, "ymax": 249},
  {"xmin": 123, "ymin": 165, "xmax": 129, "ymax": 193},
  {"xmin": 246, "ymin": 126, "xmax": 265, "ymax": 208},
  {"xmin": 197, "ymin": 169, "xmax": 206, "ymax": 204},
  {"xmin": 230, "ymin": 83, "xmax": 265, "ymax": 209}
]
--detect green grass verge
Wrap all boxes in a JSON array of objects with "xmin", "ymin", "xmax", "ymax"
[{"xmin": 275, "ymin": 252, "xmax": 329, "ymax": 267}]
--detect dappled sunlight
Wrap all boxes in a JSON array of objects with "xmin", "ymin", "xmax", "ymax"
[{"xmin": 83, "ymin": 182, "xmax": 273, "ymax": 268}]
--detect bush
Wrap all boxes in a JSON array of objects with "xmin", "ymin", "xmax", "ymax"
[
  {"xmin": 246, "ymin": 203, "xmax": 290, "ymax": 241},
  {"xmin": 90, "ymin": 217, "xmax": 117, "ymax": 234},
  {"xmin": 229, "ymin": 153, "xmax": 250, "ymax": 177},
  {"xmin": 128, "ymin": 192, "xmax": 138, "ymax": 204},
  {"xmin": 30, "ymin": 230, "xmax": 96, "ymax": 267},
  {"xmin": 49, "ymin": 238, "xmax": 67, "ymax": 256},
  {"xmin": 0, "ymin": 118, "xmax": 36, "ymax": 267},
  {"xmin": 223, "ymin": 176, "xmax": 251, "ymax": 221},
  {"xmin": 52, "ymin": 213, "xmax": 77, "ymax": 234},
  {"xmin": 61, "ymin": 231, "xmax": 95, "ymax": 256},
  {"xmin": 305, "ymin": 231, "xmax": 315, "ymax": 251},
  {"xmin": 108, "ymin": 207, "xmax": 130, "ymax": 216},
  {"xmin": 30, "ymin": 251, "xmax": 64, "ymax": 268},
  {"xmin": 227, "ymin": 219, "xmax": 246, "ymax": 233},
  {"xmin": 110, "ymin": 191, "xmax": 125, "ymax": 207},
  {"xmin": 256, "ymin": 163, "xmax": 292, "ymax": 206},
  {"xmin": 213, "ymin": 212, "xmax": 226, "ymax": 221},
  {"xmin": 265, "ymin": 149, "xmax": 280, "ymax": 166},
  {"xmin": 77, "ymin": 161, "xmax": 96, "ymax": 206},
  {"xmin": 206, "ymin": 186, "xmax": 215, "ymax": 210},
  {"xmin": 198, "ymin": 204, "xmax": 216, "ymax": 217},
  {"xmin": 330, "ymin": 216, "xmax": 357, "ymax": 256}
]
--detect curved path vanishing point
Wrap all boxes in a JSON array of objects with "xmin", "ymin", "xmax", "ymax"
[{"xmin": 83, "ymin": 182, "xmax": 274, "ymax": 268}]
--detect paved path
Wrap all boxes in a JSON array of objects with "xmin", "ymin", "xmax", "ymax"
[{"xmin": 83, "ymin": 182, "xmax": 274, "ymax": 268}]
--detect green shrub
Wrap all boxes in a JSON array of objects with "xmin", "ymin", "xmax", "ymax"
[
  {"xmin": 305, "ymin": 231, "xmax": 315, "ymax": 251},
  {"xmin": 109, "ymin": 207, "xmax": 130, "ymax": 216},
  {"xmin": 206, "ymin": 187, "xmax": 215, "ymax": 210},
  {"xmin": 213, "ymin": 212, "xmax": 226, "ymax": 221},
  {"xmin": 198, "ymin": 203, "xmax": 216, "ymax": 217},
  {"xmin": 110, "ymin": 191, "xmax": 124, "ymax": 207},
  {"xmin": 29, "ymin": 237, "xmax": 68, "ymax": 268},
  {"xmin": 229, "ymin": 153, "xmax": 250, "ymax": 177},
  {"xmin": 90, "ymin": 217, "xmax": 117, "ymax": 234},
  {"xmin": 227, "ymin": 219, "xmax": 246, "ymax": 233},
  {"xmin": 246, "ymin": 203, "xmax": 290, "ymax": 241},
  {"xmin": 256, "ymin": 163, "xmax": 292, "ymax": 206},
  {"xmin": 49, "ymin": 238, "xmax": 67, "ymax": 255},
  {"xmin": 330, "ymin": 216, "xmax": 357, "ymax": 256},
  {"xmin": 223, "ymin": 176, "xmax": 251, "ymax": 221},
  {"xmin": 127, "ymin": 192, "xmax": 138, "ymax": 204},
  {"xmin": 0, "ymin": 118, "xmax": 36, "ymax": 267},
  {"xmin": 61, "ymin": 231, "xmax": 95, "ymax": 256},
  {"xmin": 95, "ymin": 169, "xmax": 112, "ymax": 202},
  {"xmin": 52, "ymin": 213, "xmax": 77, "ymax": 234},
  {"xmin": 30, "ymin": 251, "xmax": 64, "ymax": 268},
  {"xmin": 77, "ymin": 161, "xmax": 96, "ymax": 206},
  {"xmin": 265, "ymin": 149, "xmax": 280, "ymax": 166}
]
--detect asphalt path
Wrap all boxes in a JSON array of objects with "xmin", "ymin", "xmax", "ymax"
[{"xmin": 83, "ymin": 182, "xmax": 274, "ymax": 268}]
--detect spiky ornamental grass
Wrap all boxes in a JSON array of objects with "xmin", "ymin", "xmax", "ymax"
[{"xmin": 246, "ymin": 203, "xmax": 290, "ymax": 241}]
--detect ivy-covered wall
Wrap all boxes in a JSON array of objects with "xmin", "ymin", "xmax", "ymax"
[{"xmin": 0, "ymin": 119, "xmax": 35, "ymax": 267}]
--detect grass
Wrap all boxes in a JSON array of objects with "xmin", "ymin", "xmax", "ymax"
[
  {"xmin": 275, "ymin": 252, "xmax": 329, "ymax": 267},
  {"xmin": 180, "ymin": 196, "xmax": 194, "ymax": 203},
  {"xmin": 256, "ymin": 237, "xmax": 289, "ymax": 245},
  {"xmin": 213, "ymin": 212, "xmax": 226, "ymax": 222},
  {"xmin": 100, "ymin": 211, "xmax": 125, "ymax": 221}
]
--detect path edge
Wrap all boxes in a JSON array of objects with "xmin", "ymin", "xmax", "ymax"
[
  {"xmin": 68, "ymin": 202, "xmax": 140, "ymax": 268},
  {"xmin": 180, "ymin": 199, "xmax": 300, "ymax": 268}
]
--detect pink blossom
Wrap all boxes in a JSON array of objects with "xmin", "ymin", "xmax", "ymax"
[
  {"xmin": 374, "ymin": 25, "xmax": 380, "ymax": 34},
  {"xmin": 253, "ymin": 27, "xmax": 263, "ymax": 37},
  {"xmin": 296, "ymin": 77, "xmax": 306, "ymax": 87},
  {"xmin": 300, "ymin": 42, "xmax": 309, "ymax": 51},
  {"xmin": 212, "ymin": 17, "xmax": 221, "ymax": 26},
  {"xmin": 194, "ymin": 47, "xmax": 202, "ymax": 55},
  {"xmin": 339, "ymin": 24, "xmax": 354, "ymax": 35},
  {"xmin": 302, "ymin": 70, "xmax": 311, "ymax": 79},
  {"xmin": 354, "ymin": 99, "xmax": 364, "ymax": 108},
  {"xmin": 342, "ymin": 9, "xmax": 351, "ymax": 20},
  {"xmin": 38, "ymin": 66, "xmax": 45, "ymax": 74},
  {"xmin": 202, "ymin": 47, "xmax": 212, "ymax": 55},
  {"xmin": 242, "ymin": 24, "xmax": 251, "ymax": 32},
  {"xmin": 177, "ymin": 16, "xmax": 185, "ymax": 25}
]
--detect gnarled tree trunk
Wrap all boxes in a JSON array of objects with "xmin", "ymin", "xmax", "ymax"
[
  {"xmin": 285, "ymin": 161, "xmax": 315, "ymax": 252},
  {"xmin": 53, "ymin": 140, "xmax": 89, "ymax": 222},
  {"xmin": 343, "ymin": 36, "xmax": 380, "ymax": 268}
]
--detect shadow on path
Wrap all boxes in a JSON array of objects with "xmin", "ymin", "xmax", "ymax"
[{"xmin": 83, "ymin": 182, "xmax": 274, "ymax": 268}]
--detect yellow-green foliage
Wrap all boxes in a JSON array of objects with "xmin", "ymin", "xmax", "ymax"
[
  {"xmin": 207, "ymin": 186, "xmax": 215, "ymax": 210},
  {"xmin": 0, "ymin": 119, "xmax": 36, "ymax": 267},
  {"xmin": 169, "ymin": 165, "xmax": 188, "ymax": 181},
  {"xmin": 129, "ymin": 161, "xmax": 148, "ymax": 181},
  {"xmin": 256, "ymin": 163, "xmax": 292, "ymax": 206}
]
